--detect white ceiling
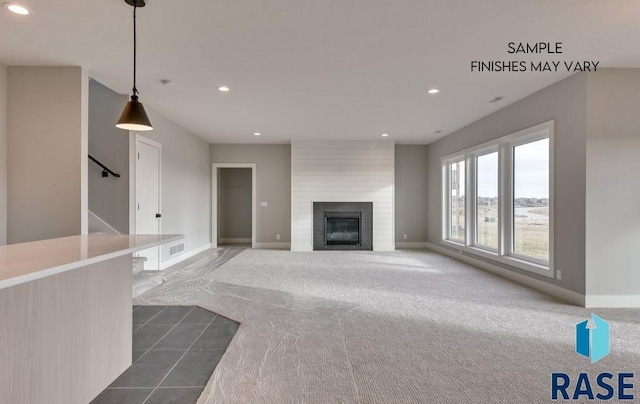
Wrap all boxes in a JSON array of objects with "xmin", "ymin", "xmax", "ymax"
[{"xmin": 1, "ymin": 0, "xmax": 640, "ymax": 144}]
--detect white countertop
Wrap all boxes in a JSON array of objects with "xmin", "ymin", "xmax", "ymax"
[{"xmin": 0, "ymin": 234, "xmax": 183, "ymax": 290}]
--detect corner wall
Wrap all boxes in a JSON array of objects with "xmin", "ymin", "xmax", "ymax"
[
  {"xmin": 210, "ymin": 144, "xmax": 291, "ymax": 247},
  {"xmin": 7, "ymin": 66, "xmax": 88, "ymax": 244},
  {"xmin": 585, "ymin": 69, "xmax": 640, "ymax": 304},
  {"xmin": 0, "ymin": 64, "xmax": 6, "ymax": 246},
  {"xmin": 426, "ymin": 73, "xmax": 587, "ymax": 295}
]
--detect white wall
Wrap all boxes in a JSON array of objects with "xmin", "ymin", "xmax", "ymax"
[
  {"xmin": 0, "ymin": 64, "xmax": 6, "ymax": 246},
  {"xmin": 7, "ymin": 67, "xmax": 88, "ymax": 244},
  {"xmin": 585, "ymin": 69, "xmax": 640, "ymax": 303},
  {"xmin": 291, "ymin": 140, "xmax": 395, "ymax": 251}
]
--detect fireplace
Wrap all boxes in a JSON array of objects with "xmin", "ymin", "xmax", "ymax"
[
  {"xmin": 313, "ymin": 202, "xmax": 372, "ymax": 251},
  {"xmin": 325, "ymin": 214, "xmax": 360, "ymax": 246}
]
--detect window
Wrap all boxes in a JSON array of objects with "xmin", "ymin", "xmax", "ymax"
[
  {"xmin": 441, "ymin": 121, "xmax": 553, "ymax": 276},
  {"xmin": 475, "ymin": 152, "xmax": 499, "ymax": 250},
  {"xmin": 512, "ymin": 138, "xmax": 550, "ymax": 263},
  {"xmin": 449, "ymin": 160, "xmax": 466, "ymax": 242}
]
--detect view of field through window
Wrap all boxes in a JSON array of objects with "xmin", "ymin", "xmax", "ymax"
[
  {"xmin": 513, "ymin": 138, "xmax": 550, "ymax": 262},
  {"xmin": 476, "ymin": 152, "xmax": 498, "ymax": 250},
  {"xmin": 450, "ymin": 160, "xmax": 465, "ymax": 242}
]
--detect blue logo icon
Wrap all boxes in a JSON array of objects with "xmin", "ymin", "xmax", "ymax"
[{"xmin": 576, "ymin": 314, "xmax": 610, "ymax": 364}]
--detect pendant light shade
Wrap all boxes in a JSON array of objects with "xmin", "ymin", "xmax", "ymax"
[
  {"xmin": 116, "ymin": 95, "xmax": 153, "ymax": 131},
  {"xmin": 117, "ymin": 0, "xmax": 153, "ymax": 131}
]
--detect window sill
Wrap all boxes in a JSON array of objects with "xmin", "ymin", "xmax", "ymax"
[{"xmin": 441, "ymin": 240, "xmax": 553, "ymax": 278}]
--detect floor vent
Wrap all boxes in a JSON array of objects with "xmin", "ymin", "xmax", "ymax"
[{"xmin": 169, "ymin": 243, "xmax": 185, "ymax": 256}]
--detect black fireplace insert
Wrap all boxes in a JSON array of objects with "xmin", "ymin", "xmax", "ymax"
[
  {"xmin": 325, "ymin": 214, "xmax": 360, "ymax": 246},
  {"xmin": 313, "ymin": 202, "xmax": 373, "ymax": 251}
]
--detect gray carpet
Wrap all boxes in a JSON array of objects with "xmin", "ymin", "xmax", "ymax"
[{"xmin": 135, "ymin": 248, "xmax": 640, "ymax": 403}]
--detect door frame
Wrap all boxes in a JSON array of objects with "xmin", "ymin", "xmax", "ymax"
[
  {"xmin": 129, "ymin": 134, "xmax": 162, "ymax": 237},
  {"xmin": 212, "ymin": 163, "xmax": 256, "ymax": 248}
]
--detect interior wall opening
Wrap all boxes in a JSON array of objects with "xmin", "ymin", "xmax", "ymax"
[{"xmin": 217, "ymin": 167, "xmax": 252, "ymax": 246}]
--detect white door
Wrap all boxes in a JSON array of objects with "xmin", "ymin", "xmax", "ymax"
[{"xmin": 135, "ymin": 138, "xmax": 161, "ymax": 270}]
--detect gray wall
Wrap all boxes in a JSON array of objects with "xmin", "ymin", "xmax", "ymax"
[
  {"xmin": 585, "ymin": 69, "xmax": 640, "ymax": 297},
  {"xmin": 427, "ymin": 73, "xmax": 587, "ymax": 294},
  {"xmin": 88, "ymin": 80, "xmax": 129, "ymax": 233},
  {"xmin": 143, "ymin": 108, "xmax": 211, "ymax": 262},
  {"xmin": 395, "ymin": 145, "xmax": 428, "ymax": 243},
  {"xmin": 210, "ymin": 144, "xmax": 291, "ymax": 244},
  {"xmin": 7, "ymin": 67, "xmax": 88, "ymax": 244},
  {"xmin": 0, "ymin": 64, "xmax": 6, "ymax": 245},
  {"xmin": 219, "ymin": 168, "xmax": 252, "ymax": 240}
]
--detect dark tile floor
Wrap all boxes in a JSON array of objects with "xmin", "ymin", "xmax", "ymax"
[{"xmin": 91, "ymin": 306, "xmax": 239, "ymax": 404}]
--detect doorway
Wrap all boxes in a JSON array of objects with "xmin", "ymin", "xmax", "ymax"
[
  {"xmin": 212, "ymin": 164, "xmax": 256, "ymax": 248},
  {"xmin": 131, "ymin": 135, "xmax": 162, "ymax": 270}
]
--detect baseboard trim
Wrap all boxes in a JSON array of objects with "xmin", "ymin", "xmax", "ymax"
[
  {"xmin": 395, "ymin": 242, "xmax": 428, "ymax": 249},
  {"xmin": 585, "ymin": 295, "xmax": 640, "ymax": 308},
  {"xmin": 425, "ymin": 242, "xmax": 585, "ymax": 307},
  {"xmin": 160, "ymin": 243, "xmax": 212, "ymax": 270},
  {"xmin": 254, "ymin": 242, "xmax": 291, "ymax": 250},
  {"xmin": 219, "ymin": 238, "xmax": 251, "ymax": 244}
]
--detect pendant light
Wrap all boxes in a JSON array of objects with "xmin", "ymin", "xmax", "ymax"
[{"xmin": 116, "ymin": 0, "xmax": 153, "ymax": 131}]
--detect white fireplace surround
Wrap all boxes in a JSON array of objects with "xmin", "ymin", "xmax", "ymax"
[{"xmin": 291, "ymin": 140, "xmax": 395, "ymax": 251}]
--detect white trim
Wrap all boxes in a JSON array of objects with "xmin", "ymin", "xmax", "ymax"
[
  {"xmin": 441, "ymin": 120, "xmax": 555, "ymax": 276},
  {"xmin": 584, "ymin": 295, "xmax": 640, "ymax": 308},
  {"xmin": 80, "ymin": 68, "xmax": 89, "ymax": 235},
  {"xmin": 130, "ymin": 134, "xmax": 163, "ymax": 271},
  {"xmin": 254, "ymin": 242, "xmax": 290, "ymax": 250},
  {"xmin": 159, "ymin": 243, "xmax": 212, "ymax": 270},
  {"xmin": 219, "ymin": 238, "xmax": 251, "ymax": 244},
  {"xmin": 212, "ymin": 163, "xmax": 256, "ymax": 249},
  {"xmin": 395, "ymin": 242, "xmax": 429, "ymax": 249},
  {"xmin": 88, "ymin": 211, "xmax": 121, "ymax": 235},
  {"xmin": 129, "ymin": 133, "xmax": 135, "ymax": 234},
  {"xmin": 130, "ymin": 134, "xmax": 163, "ymax": 236},
  {"xmin": 426, "ymin": 242, "xmax": 583, "ymax": 306},
  {"xmin": 441, "ymin": 239, "xmax": 552, "ymax": 278}
]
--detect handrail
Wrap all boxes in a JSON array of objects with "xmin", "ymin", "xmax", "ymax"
[{"xmin": 88, "ymin": 155, "xmax": 121, "ymax": 178}]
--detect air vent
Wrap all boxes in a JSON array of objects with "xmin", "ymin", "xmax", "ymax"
[
  {"xmin": 169, "ymin": 243, "xmax": 185, "ymax": 256},
  {"xmin": 489, "ymin": 96, "xmax": 505, "ymax": 104}
]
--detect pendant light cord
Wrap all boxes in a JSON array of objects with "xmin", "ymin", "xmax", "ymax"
[{"xmin": 132, "ymin": 0, "xmax": 138, "ymax": 97}]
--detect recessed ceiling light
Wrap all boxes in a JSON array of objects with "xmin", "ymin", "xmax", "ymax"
[
  {"xmin": 3, "ymin": 2, "xmax": 30, "ymax": 15},
  {"xmin": 434, "ymin": 130, "xmax": 443, "ymax": 134},
  {"xmin": 428, "ymin": 89, "xmax": 440, "ymax": 94},
  {"xmin": 218, "ymin": 86, "xmax": 230, "ymax": 92},
  {"xmin": 254, "ymin": 132, "xmax": 261, "ymax": 136},
  {"xmin": 160, "ymin": 79, "xmax": 174, "ymax": 87},
  {"xmin": 381, "ymin": 133, "xmax": 389, "ymax": 137}
]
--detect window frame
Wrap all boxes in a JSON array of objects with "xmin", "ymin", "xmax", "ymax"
[
  {"xmin": 473, "ymin": 148, "xmax": 500, "ymax": 253},
  {"xmin": 442, "ymin": 156, "xmax": 467, "ymax": 244},
  {"xmin": 441, "ymin": 120, "xmax": 554, "ymax": 278}
]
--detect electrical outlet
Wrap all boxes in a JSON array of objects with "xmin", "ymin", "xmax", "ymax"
[
  {"xmin": 260, "ymin": 201, "xmax": 268, "ymax": 207},
  {"xmin": 556, "ymin": 269, "xmax": 562, "ymax": 280},
  {"xmin": 403, "ymin": 234, "xmax": 408, "ymax": 240},
  {"xmin": 276, "ymin": 234, "xmax": 281, "ymax": 240}
]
